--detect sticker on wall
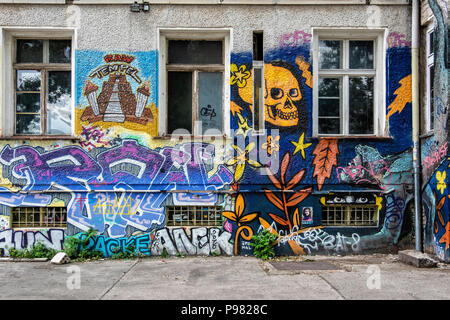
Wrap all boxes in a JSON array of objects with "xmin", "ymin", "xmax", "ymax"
[{"xmin": 301, "ymin": 207, "xmax": 313, "ymax": 225}]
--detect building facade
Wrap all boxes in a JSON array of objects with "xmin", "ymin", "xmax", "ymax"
[
  {"xmin": 419, "ymin": 0, "xmax": 449, "ymax": 263},
  {"xmin": 0, "ymin": 0, "xmax": 446, "ymax": 260}
]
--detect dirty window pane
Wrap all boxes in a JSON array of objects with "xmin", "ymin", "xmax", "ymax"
[
  {"xmin": 319, "ymin": 77, "xmax": 340, "ymax": 134},
  {"xmin": 16, "ymin": 114, "xmax": 41, "ymax": 135},
  {"xmin": 428, "ymin": 30, "xmax": 434, "ymax": 55},
  {"xmin": 17, "ymin": 70, "xmax": 41, "ymax": 91},
  {"xmin": 49, "ymin": 40, "xmax": 71, "ymax": 63},
  {"xmin": 47, "ymin": 71, "xmax": 71, "ymax": 135},
  {"xmin": 168, "ymin": 71, "xmax": 192, "ymax": 134},
  {"xmin": 253, "ymin": 67, "xmax": 263, "ymax": 130},
  {"xmin": 349, "ymin": 41, "xmax": 374, "ymax": 69},
  {"xmin": 319, "ymin": 40, "xmax": 342, "ymax": 69},
  {"xmin": 319, "ymin": 118, "xmax": 340, "ymax": 134},
  {"xmin": 16, "ymin": 93, "xmax": 40, "ymax": 113},
  {"xmin": 429, "ymin": 65, "xmax": 435, "ymax": 129},
  {"xmin": 349, "ymin": 77, "xmax": 374, "ymax": 134},
  {"xmin": 168, "ymin": 40, "xmax": 223, "ymax": 65},
  {"xmin": 319, "ymin": 77, "xmax": 340, "ymax": 97},
  {"xmin": 198, "ymin": 72, "xmax": 223, "ymax": 134},
  {"xmin": 16, "ymin": 40, "xmax": 43, "ymax": 63}
]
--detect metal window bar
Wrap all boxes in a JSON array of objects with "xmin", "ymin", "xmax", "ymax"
[
  {"xmin": 166, "ymin": 206, "xmax": 223, "ymax": 226},
  {"xmin": 11, "ymin": 207, "xmax": 67, "ymax": 228},
  {"xmin": 322, "ymin": 205, "xmax": 378, "ymax": 227}
]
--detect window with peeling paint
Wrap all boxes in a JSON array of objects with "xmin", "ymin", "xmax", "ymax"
[
  {"xmin": 14, "ymin": 39, "xmax": 72, "ymax": 136},
  {"xmin": 167, "ymin": 40, "xmax": 224, "ymax": 136}
]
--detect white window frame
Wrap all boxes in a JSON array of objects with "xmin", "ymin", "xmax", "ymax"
[
  {"xmin": 158, "ymin": 28, "xmax": 231, "ymax": 137},
  {"xmin": 425, "ymin": 23, "xmax": 435, "ymax": 133},
  {"xmin": 312, "ymin": 28, "xmax": 386, "ymax": 138},
  {"xmin": 1, "ymin": 27, "xmax": 76, "ymax": 138}
]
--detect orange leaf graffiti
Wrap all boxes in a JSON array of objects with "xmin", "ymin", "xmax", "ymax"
[
  {"xmin": 387, "ymin": 74, "xmax": 412, "ymax": 120},
  {"xmin": 264, "ymin": 152, "xmax": 312, "ymax": 230},
  {"xmin": 292, "ymin": 208, "xmax": 300, "ymax": 227},
  {"xmin": 268, "ymin": 213, "xmax": 289, "ymax": 226},
  {"xmin": 264, "ymin": 190, "xmax": 285, "ymax": 211},
  {"xmin": 286, "ymin": 188, "xmax": 313, "ymax": 207},
  {"xmin": 312, "ymin": 139, "xmax": 339, "ymax": 191}
]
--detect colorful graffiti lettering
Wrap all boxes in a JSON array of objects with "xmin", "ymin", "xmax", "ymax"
[
  {"xmin": 387, "ymin": 32, "xmax": 412, "ymax": 48},
  {"xmin": 276, "ymin": 227, "xmax": 361, "ymax": 254},
  {"xmin": 422, "ymin": 141, "xmax": 448, "ymax": 170},
  {"xmin": 0, "ymin": 141, "xmax": 233, "ymax": 237},
  {"xmin": 337, "ymin": 158, "xmax": 392, "ymax": 190},
  {"xmin": 0, "ymin": 228, "xmax": 64, "ymax": 256},
  {"xmin": 150, "ymin": 227, "xmax": 233, "ymax": 256},
  {"xmin": 71, "ymin": 232, "xmax": 153, "ymax": 257},
  {"xmin": 79, "ymin": 125, "xmax": 110, "ymax": 150},
  {"xmin": 279, "ymin": 30, "xmax": 311, "ymax": 47}
]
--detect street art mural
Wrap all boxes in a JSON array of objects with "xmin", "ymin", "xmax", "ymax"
[
  {"xmin": 76, "ymin": 50, "xmax": 159, "ymax": 137},
  {"xmin": 224, "ymin": 30, "xmax": 414, "ymax": 256},
  {"xmin": 0, "ymin": 228, "xmax": 64, "ymax": 256},
  {"xmin": 420, "ymin": 0, "xmax": 449, "ymax": 262},
  {"xmin": 0, "ymin": 26, "xmax": 420, "ymax": 259},
  {"xmin": 0, "ymin": 140, "xmax": 233, "ymax": 238},
  {"xmin": 151, "ymin": 227, "xmax": 233, "ymax": 256}
]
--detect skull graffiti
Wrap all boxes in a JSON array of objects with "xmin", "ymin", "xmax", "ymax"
[{"xmin": 264, "ymin": 64, "xmax": 302, "ymax": 127}]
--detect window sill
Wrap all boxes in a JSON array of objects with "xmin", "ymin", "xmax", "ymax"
[
  {"xmin": 0, "ymin": 135, "xmax": 80, "ymax": 141},
  {"xmin": 311, "ymin": 135, "xmax": 394, "ymax": 140},
  {"xmin": 152, "ymin": 134, "xmax": 230, "ymax": 140},
  {"xmin": 419, "ymin": 131, "xmax": 434, "ymax": 139}
]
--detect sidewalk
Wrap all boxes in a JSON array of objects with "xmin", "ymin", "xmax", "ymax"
[{"xmin": 1, "ymin": 254, "xmax": 449, "ymax": 300}]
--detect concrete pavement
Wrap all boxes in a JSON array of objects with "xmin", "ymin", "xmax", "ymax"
[{"xmin": 0, "ymin": 254, "xmax": 449, "ymax": 300}]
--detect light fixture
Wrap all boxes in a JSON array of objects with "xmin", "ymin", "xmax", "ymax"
[
  {"xmin": 130, "ymin": 1, "xmax": 150, "ymax": 13},
  {"xmin": 142, "ymin": 2, "xmax": 150, "ymax": 12},
  {"xmin": 130, "ymin": 2, "xmax": 140, "ymax": 12}
]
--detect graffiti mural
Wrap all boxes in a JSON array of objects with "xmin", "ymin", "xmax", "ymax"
[
  {"xmin": 70, "ymin": 232, "xmax": 153, "ymax": 257},
  {"xmin": 0, "ymin": 140, "xmax": 233, "ymax": 237},
  {"xmin": 0, "ymin": 228, "xmax": 64, "ymax": 256},
  {"xmin": 76, "ymin": 50, "xmax": 159, "ymax": 137},
  {"xmin": 150, "ymin": 227, "xmax": 233, "ymax": 256},
  {"xmin": 0, "ymin": 15, "xmax": 423, "ymax": 259}
]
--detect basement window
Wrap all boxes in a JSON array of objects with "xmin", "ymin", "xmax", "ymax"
[
  {"xmin": 11, "ymin": 207, "xmax": 67, "ymax": 228},
  {"xmin": 166, "ymin": 205, "xmax": 223, "ymax": 226},
  {"xmin": 322, "ymin": 205, "xmax": 379, "ymax": 227}
]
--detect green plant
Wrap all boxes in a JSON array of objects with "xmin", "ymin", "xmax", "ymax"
[
  {"xmin": 160, "ymin": 248, "xmax": 170, "ymax": 259},
  {"xmin": 250, "ymin": 229, "xmax": 278, "ymax": 260},
  {"xmin": 63, "ymin": 227, "xmax": 103, "ymax": 261},
  {"xmin": 210, "ymin": 251, "xmax": 220, "ymax": 257},
  {"xmin": 111, "ymin": 244, "xmax": 138, "ymax": 260},
  {"xmin": 7, "ymin": 241, "xmax": 59, "ymax": 259}
]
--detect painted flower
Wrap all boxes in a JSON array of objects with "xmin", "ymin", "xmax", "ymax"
[
  {"xmin": 436, "ymin": 171, "xmax": 447, "ymax": 194},
  {"xmin": 262, "ymin": 135, "xmax": 280, "ymax": 156},
  {"xmin": 227, "ymin": 142, "xmax": 261, "ymax": 182},
  {"xmin": 230, "ymin": 64, "xmax": 251, "ymax": 88},
  {"xmin": 222, "ymin": 193, "xmax": 258, "ymax": 227}
]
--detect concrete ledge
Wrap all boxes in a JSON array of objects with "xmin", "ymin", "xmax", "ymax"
[
  {"xmin": 0, "ymin": 257, "xmax": 49, "ymax": 262},
  {"xmin": 398, "ymin": 250, "xmax": 438, "ymax": 268}
]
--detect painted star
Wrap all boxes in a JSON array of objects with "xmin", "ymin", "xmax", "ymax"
[
  {"xmin": 235, "ymin": 113, "xmax": 252, "ymax": 138},
  {"xmin": 291, "ymin": 132, "xmax": 312, "ymax": 159}
]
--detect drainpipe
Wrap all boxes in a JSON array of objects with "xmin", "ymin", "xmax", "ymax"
[{"xmin": 411, "ymin": 0, "xmax": 422, "ymax": 252}]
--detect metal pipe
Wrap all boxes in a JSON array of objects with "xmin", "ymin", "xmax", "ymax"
[{"xmin": 411, "ymin": 0, "xmax": 423, "ymax": 252}]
